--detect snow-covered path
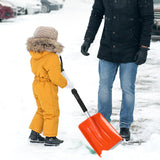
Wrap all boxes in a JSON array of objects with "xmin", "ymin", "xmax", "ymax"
[{"xmin": 0, "ymin": 0, "xmax": 160, "ymax": 159}]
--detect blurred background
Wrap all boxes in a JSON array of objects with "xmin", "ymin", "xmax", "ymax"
[{"xmin": 0, "ymin": 0, "xmax": 160, "ymax": 40}]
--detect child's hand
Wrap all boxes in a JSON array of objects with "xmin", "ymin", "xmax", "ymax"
[
  {"xmin": 62, "ymin": 71, "xmax": 74, "ymax": 89},
  {"xmin": 66, "ymin": 79, "xmax": 74, "ymax": 89}
]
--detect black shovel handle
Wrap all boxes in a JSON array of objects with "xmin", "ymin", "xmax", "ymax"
[{"xmin": 71, "ymin": 88, "xmax": 88, "ymax": 113}]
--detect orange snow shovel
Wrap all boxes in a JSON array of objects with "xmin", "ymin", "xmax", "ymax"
[{"xmin": 71, "ymin": 89, "xmax": 122, "ymax": 157}]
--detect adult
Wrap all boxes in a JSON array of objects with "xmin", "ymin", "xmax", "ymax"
[{"xmin": 81, "ymin": 0, "xmax": 154, "ymax": 141}]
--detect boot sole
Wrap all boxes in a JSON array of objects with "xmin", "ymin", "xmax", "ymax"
[
  {"xmin": 44, "ymin": 143, "xmax": 60, "ymax": 146},
  {"xmin": 122, "ymin": 136, "xmax": 130, "ymax": 141},
  {"xmin": 30, "ymin": 139, "xmax": 45, "ymax": 143}
]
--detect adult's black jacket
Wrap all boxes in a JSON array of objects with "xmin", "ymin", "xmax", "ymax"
[{"xmin": 84, "ymin": 0, "xmax": 154, "ymax": 63}]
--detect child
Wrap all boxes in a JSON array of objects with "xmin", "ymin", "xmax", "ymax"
[{"xmin": 27, "ymin": 26, "xmax": 72, "ymax": 146}]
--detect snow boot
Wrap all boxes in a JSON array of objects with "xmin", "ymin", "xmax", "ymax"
[
  {"xmin": 44, "ymin": 137, "xmax": 64, "ymax": 146},
  {"xmin": 120, "ymin": 128, "xmax": 130, "ymax": 141},
  {"xmin": 29, "ymin": 130, "xmax": 45, "ymax": 143}
]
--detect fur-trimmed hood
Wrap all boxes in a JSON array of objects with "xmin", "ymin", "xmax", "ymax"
[{"xmin": 26, "ymin": 37, "xmax": 63, "ymax": 53}]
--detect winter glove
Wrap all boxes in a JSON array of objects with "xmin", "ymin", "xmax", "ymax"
[
  {"xmin": 66, "ymin": 79, "xmax": 74, "ymax": 89},
  {"xmin": 62, "ymin": 71, "xmax": 74, "ymax": 89},
  {"xmin": 134, "ymin": 47, "xmax": 149, "ymax": 65},
  {"xmin": 81, "ymin": 41, "xmax": 91, "ymax": 56}
]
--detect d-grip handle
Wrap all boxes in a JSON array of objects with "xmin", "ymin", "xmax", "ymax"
[{"xmin": 71, "ymin": 89, "xmax": 88, "ymax": 113}]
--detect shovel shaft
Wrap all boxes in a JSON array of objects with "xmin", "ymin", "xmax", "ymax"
[{"xmin": 71, "ymin": 89, "xmax": 88, "ymax": 113}]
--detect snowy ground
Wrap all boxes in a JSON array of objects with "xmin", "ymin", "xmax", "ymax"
[{"xmin": 0, "ymin": 0, "xmax": 160, "ymax": 159}]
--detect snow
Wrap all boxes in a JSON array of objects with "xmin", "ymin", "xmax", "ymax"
[{"xmin": 0, "ymin": 0, "xmax": 160, "ymax": 159}]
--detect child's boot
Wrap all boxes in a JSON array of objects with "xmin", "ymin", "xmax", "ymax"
[
  {"xmin": 29, "ymin": 130, "xmax": 45, "ymax": 143},
  {"xmin": 44, "ymin": 137, "xmax": 64, "ymax": 146}
]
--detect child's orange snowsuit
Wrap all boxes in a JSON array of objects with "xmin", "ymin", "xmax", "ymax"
[{"xmin": 27, "ymin": 35, "xmax": 67, "ymax": 137}]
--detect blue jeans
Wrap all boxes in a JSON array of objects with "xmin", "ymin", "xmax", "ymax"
[{"xmin": 98, "ymin": 60, "xmax": 138, "ymax": 128}]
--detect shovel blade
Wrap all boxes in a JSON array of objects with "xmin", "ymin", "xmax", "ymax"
[{"xmin": 79, "ymin": 113, "xmax": 122, "ymax": 157}]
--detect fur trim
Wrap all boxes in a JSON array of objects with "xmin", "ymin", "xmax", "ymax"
[{"xmin": 26, "ymin": 37, "xmax": 63, "ymax": 53}]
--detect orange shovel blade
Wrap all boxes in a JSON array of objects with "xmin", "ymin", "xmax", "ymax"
[{"xmin": 79, "ymin": 113, "xmax": 122, "ymax": 157}]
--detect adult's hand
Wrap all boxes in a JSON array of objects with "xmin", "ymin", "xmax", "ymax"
[
  {"xmin": 134, "ymin": 47, "xmax": 149, "ymax": 65},
  {"xmin": 81, "ymin": 41, "xmax": 91, "ymax": 56}
]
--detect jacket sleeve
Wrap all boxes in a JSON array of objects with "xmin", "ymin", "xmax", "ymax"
[
  {"xmin": 84, "ymin": 0, "xmax": 105, "ymax": 43},
  {"xmin": 44, "ymin": 54, "xmax": 67, "ymax": 88},
  {"xmin": 138, "ymin": 0, "xmax": 154, "ymax": 47}
]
